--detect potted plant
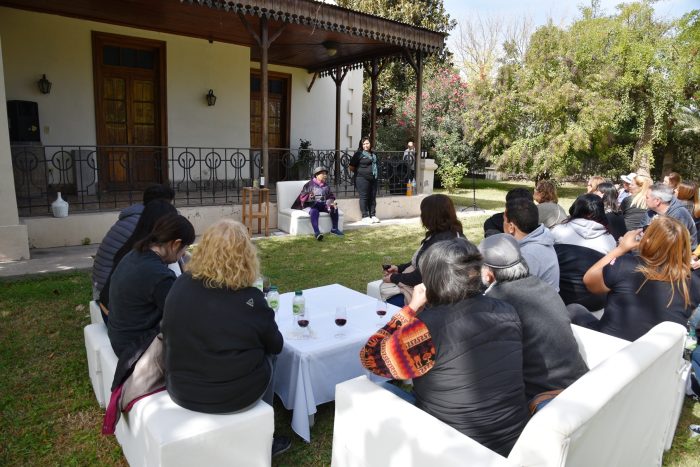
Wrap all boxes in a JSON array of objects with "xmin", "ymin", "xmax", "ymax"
[{"xmin": 295, "ymin": 139, "xmax": 314, "ymax": 179}]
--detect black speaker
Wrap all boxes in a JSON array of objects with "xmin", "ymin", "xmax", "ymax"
[{"xmin": 7, "ymin": 100, "xmax": 40, "ymax": 142}]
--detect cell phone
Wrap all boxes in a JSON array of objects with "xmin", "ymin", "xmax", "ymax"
[{"xmin": 642, "ymin": 224, "xmax": 650, "ymax": 232}]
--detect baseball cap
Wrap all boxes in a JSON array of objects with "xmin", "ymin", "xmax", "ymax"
[{"xmin": 620, "ymin": 172, "xmax": 637, "ymax": 184}]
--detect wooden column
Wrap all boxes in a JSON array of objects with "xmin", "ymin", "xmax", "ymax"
[
  {"xmin": 414, "ymin": 51, "xmax": 424, "ymax": 193},
  {"xmin": 369, "ymin": 59, "xmax": 379, "ymax": 149},
  {"xmin": 238, "ymin": 13, "xmax": 285, "ymax": 184},
  {"xmin": 260, "ymin": 16, "xmax": 269, "ymax": 184},
  {"xmin": 331, "ymin": 66, "xmax": 348, "ymax": 184}
]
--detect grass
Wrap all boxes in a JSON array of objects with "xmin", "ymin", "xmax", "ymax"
[{"xmin": 1, "ymin": 179, "xmax": 699, "ymax": 465}]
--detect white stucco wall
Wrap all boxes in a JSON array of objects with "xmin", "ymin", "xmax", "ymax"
[
  {"xmin": 257, "ymin": 62, "xmax": 363, "ymax": 151},
  {"xmin": 0, "ymin": 7, "xmax": 362, "ymax": 151}
]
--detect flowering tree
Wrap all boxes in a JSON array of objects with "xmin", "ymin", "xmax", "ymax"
[{"xmin": 383, "ymin": 66, "xmax": 473, "ymax": 192}]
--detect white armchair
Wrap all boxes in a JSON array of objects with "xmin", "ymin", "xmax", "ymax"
[
  {"xmin": 276, "ymin": 180, "xmax": 344, "ymax": 235},
  {"xmin": 332, "ymin": 322, "xmax": 686, "ymax": 467}
]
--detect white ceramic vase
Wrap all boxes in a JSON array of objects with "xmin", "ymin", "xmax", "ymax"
[{"xmin": 51, "ymin": 192, "xmax": 69, "ymax": 218}]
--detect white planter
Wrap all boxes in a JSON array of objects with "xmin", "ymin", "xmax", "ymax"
[{"xmin": 51, "ymin": 192, "xmax": 69, "ymax": 218}]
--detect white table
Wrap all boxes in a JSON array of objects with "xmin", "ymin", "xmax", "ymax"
[{"xmin": 272, "ymin": 283, "xmax": 399, "ymax": 442}]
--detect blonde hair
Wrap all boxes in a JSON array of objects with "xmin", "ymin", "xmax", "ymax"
[
  {"xmin": 588, "ymin": 176, "xmax": 605, "ymax": 193},
  {"xmin": 630, "ymin": 174, "xmax": 652, "ymax": 209},
  {"xmin": 637, "ymin": 216, "xmax": 691, "ymax": 308},
  {"xmin": 186, "ymin": 219, "xmax": 259, "ymax": 290}
]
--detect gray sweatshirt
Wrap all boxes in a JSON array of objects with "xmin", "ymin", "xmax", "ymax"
[{"xmin": 518, "ymin": 224, "xmax": 560, "ymax": 291}]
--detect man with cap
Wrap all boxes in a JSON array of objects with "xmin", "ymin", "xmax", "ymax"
[
  {"xmin": 292, "ymin": 166, "xmax": 344, "ymax": 240},
  {"xmin": 479, "ymin": 234, "xmax": 588, "ymax": 412},
  {"xmin": 618, "ymin": 172, "xmax": 636, "ymax": 205}
]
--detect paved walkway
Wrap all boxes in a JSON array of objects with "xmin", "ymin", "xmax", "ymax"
[{"xmin": 0, "ymin": 208, "xmax": 489, "ymax": 279}]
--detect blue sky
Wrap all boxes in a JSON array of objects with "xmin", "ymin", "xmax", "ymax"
[{"xmin": 444, "ymin": 0, "xmax": 698, "ymax": 27}]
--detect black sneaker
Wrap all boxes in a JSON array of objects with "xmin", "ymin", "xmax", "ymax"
[
  {"xmin": 272, "ymin": 435, "xmax": 291, "ymax": 456},
  {"xmin": 315, "ymin": 233, "xmax": 324, "ymax": 241},
  {"xmin": 330, "ymin": 228, "xmax": 344, "ymax": 236}
]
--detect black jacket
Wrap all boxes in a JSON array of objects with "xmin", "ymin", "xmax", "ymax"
[
  {"xmin": 486, "ymin": 276, "xmax": 589, "ymax": 399},
  {"xmin": 162, "ymin": 274, "xmax": 283, "ymax": 413},
  {"xmin": 391, "ymin": 230, "xmax": 461, "ymax": 287},
  {"xmin": 413, "ymin": 295, "xmax": 529, "ymax": 457},
  {"xmin": 555, "ymin": 243, "xmax": 607, "ymax": 311}
]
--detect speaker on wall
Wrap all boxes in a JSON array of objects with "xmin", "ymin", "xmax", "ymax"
[{"xmin": 7, "ymin": 100, "xmax": 40, "ymax": 142}]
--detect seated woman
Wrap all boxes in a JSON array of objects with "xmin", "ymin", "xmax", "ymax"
[
  {"xmin": 292, "ymin": 166, "xmax": 343, "ymax": 241},
  {"xmin": 551, "ymin": 194, "xmax": 616, "ymax": 311},
  {"xmin": 161, "ymin": 219, "xmax": 289, "ymax": 455},
  {"xmin": 534, "ymin": 179, "xmax": 567, "ymax": 229},
  {"xmin": 107, "ymin": 213, "xmax": 195, "ymax": 358},
  {"xmin": 98, "ymin": 199, "xmax": 177, "ymax": 321},
  {"xmin": 361, "ymin": 238, "xmax": 529, "ymax": 457},
  {"xmin": 595, "ymin": 182, "xmax": 626, "ymax": 241},
  {"xmin": 578, "ymin": 216, "xmax": 700, "ymax": 341},
  {"xmin": 676, "ymin": 181, "xmax": 700, "ymax": 229},
  {"xmin": 382, "ymin": 194, "xmax": 463, "ymax": 307},
  {"xmin": 621, "ymin": 174, "xmax": 652, "ymax": 231}
]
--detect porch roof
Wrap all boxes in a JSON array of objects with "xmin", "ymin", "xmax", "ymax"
[{"xmin": 0, "ymin": 0, "xmax": 446, "ymax": 74}]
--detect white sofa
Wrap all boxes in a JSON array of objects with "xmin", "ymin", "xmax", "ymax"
[
  {"xmin": 277, "ymin": 180, "xmax": 344, "ymax": 235},
  {"xmin": 115, "ymin": 392, "xmax": 274, "ymax": 467},
  {"xmin": 331, "ymin": 322, "xmax": 687, "ymax": 467}
]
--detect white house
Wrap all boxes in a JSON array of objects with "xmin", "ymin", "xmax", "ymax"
[{"xmin": 0, "ymin": 0, "xmax": 445, "ymax": 258}]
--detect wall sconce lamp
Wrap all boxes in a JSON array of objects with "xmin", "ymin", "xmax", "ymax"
[
  {"xmin": 38, "ymin": 74, "xmax": 52, "ymax": 94},
  {"xmin": 322, "ymin": 41, "xmax": 339, "ymax": 57},
  {"xmin": 206, "ymin": 89, "xmax": 217, "ymax": 106}
]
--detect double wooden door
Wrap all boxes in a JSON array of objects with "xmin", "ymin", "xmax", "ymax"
[
  {"xmin": 93, "ymin": 32, "xmax": 167, "ymax": 190},
  {"xmin": 250, "ymin": 72, "xmax": 290, "ymax": 183}
]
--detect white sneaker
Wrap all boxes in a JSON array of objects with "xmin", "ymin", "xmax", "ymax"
[
  {"xmin": 361, "ymin": 217, "xmax": 372, "ymax": 224},
  {"xmin": 371, "ymin": 216, "xmax": 380, "ymax": 224}
]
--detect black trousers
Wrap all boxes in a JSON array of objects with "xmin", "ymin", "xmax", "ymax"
[{"xmin": 355, "ymin": 176, "xmax": 377, "ymax": 217}]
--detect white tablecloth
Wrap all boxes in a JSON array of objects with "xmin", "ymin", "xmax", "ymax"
[{"xmin": 273, "ymin": 283, "xmax": 399, "ymax": 442}]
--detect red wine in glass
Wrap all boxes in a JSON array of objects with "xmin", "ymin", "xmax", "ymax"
[
  {"xmin": 376, "ymin": 309, "xmax": 387, "ymax": 317},
  {"xmin": 297, "ymin": 319, "xmax": 310, "ymax": 328},
  {"xmin": 335, "ymin": 318, "xmax": 347, "ymax": 326}
]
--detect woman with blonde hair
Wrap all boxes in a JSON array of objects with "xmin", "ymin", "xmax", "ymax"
[
  {"xmin": 577, "ymin": 216, "xmax": 700, "ymax": 341},
  {"xmin": 534, "ymin": 179, "xmax": 567, "ymax": 228},
  {"xmin": 620, "ymin": 174, "xmax": 652, "ymax": 231},
  {"xmin": 586, "ymin": 175, "xmax": 605, "ymax": 194},
  {"xmin": 162, "ymin": 219, "xmax": 290, "ymax": 455},
  {"xmin": 676, "ymin": 181, "xmax": 700, "ymax": 219}
]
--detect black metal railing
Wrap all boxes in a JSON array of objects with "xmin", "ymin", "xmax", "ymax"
[{"xmin": 10, "ymin": 145, "xmax": 416, "ymax": 216}]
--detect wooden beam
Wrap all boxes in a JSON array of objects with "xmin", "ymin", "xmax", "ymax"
[
  {"xmin": 331, "ymin": 66, "xmax": 349, "ymax": 184},
  {"xmin": 306, "ymin": 71, "xmax": 318, "ymax": 93},
  {"xmin": 414, "ymin": 51, "xmax": 424, "ymax": 193}
]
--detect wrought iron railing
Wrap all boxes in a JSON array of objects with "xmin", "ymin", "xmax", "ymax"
[{"xmin": 10, "ymin": 145, "xmax": 416, "ymax": 216}]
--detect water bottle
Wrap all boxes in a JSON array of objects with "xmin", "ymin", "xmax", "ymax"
[
  {"xmin": 292, "ymin": 290, "xmax": 305, "ymax": 317},
  {"xmin": 266, "ymin": 286, "xmax": 280, "ymax": 313},
  {"xmin": 411, "ymin": 178, "xmax": 417, "ymax": 195},
  {"xmin": 254, "ymin": 276, "xmax": 264, "ymax": 292}
]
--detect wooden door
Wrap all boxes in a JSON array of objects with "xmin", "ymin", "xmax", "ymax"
[
  {"xmin": 250, "ymin": 72, "xmax": 290, "ymax": 183},
  {"xmin": 93, "ymin": 32, "xmax": 167, "ymax": 190}
]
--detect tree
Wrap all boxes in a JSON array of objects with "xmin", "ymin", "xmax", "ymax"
[
  {"xmin": 468, "ymin": 1, "xmax": 698, "ymax": 179},
  {"xmin": 335, "ymin": 0, "xmax": 456, "ymax": 141}
]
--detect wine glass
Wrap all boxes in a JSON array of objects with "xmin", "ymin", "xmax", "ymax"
[
  {"xmin": 382, "ymin": 256, "xmax": 392, "ymax": 272},
  {"xmin": 376, "ymin": 299, "xmax": 388, "ymax": 326},
  {"xmin": 334, "ymin": 306, "xmax": 347, "ymax": 338},
  {"xmin": 297, "ymin": 306, "xmax": 311, "ymax": 339}
]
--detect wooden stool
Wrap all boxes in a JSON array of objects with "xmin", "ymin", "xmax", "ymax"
[{"xmin": 241, "ymin": 187, "xmax": 270, "ymax": 236}]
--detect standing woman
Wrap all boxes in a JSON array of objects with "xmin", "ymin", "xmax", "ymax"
[
  {"xmin": 620, "ymin": 174, "xmax": 652, "ymax": 231},
  {"xmin": 349, "ymin": 137, "xmax": 379, "ymax": 224}
]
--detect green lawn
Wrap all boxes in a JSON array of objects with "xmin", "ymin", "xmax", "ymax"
[{"xmin": 1, "ymin": 182, "xmax": 699, "ymax": 465}]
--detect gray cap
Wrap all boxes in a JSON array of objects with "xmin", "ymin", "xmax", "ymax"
[
  {"xmin": 478, "ymin": 234, "xmax": 522, "ymax": 269},
  {"xmin": 313, "ymin": 166, "xmax": 328, "ymax": 176}
]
